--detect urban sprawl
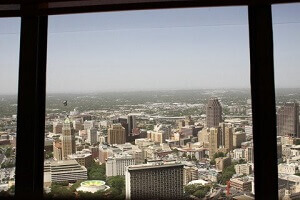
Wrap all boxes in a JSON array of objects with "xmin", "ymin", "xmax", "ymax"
[{"xmin": 0, "ymin": 89, "xmax": 299, "ymax": 199}]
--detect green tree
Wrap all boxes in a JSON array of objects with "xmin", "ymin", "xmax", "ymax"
[
  {"xmin": 49, "ymin": 184, "xmax": 74, "ymax": 199},
  {"xmin": 107, "ymin": 176, "xmax": 125, "ymax": 193},
  {"xmin": 217, "ymin": 164, "xmax": 236, "ymax": 185},
  {"xmin": 45, "ymin": 152, "xmax": 53, "ymax": 159},
  {"xmin": 210, "ymin": 152, "xmax": 226, "ymax": 165},
  {"xmin": 69, "ymin": 180, "xmax": 83, "ymax": 192},
  {"xmin": 5, "ymin": 148, "xmax": 13, "ymax": 158},
  {"xmin": 184, "ymin": 184, "xmax": 210, "ymax": 198},
  {"xmin": 88, "ymin": 162, "xmax": 106, "ymax": 180},
  {"xmin": 193, "ymin": 189, "xmax": 208, "ymax": 198}
]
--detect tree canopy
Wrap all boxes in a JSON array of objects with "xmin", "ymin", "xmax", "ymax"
[{"xmin": 88, "ymin": 162, "xmax": 106, "ymax": 180}]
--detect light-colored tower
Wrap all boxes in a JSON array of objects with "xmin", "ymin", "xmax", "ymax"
[
  {"xmin": 277, "ymin": 101, "xmax": 299, "ymax": 137},
  {"xmin": 62, "ymin": 117, "xmax": 76, "ymax": 160},
  {"xmin": 206, "ymin": 98, "xmax": 222, "ymax": 128},
  {"xmin": 108, "ymin": 124, "xmax": 126, "ymax": 144},
  {"xmin": 209, "ymin": 127, "xmax": 220, "ymax": 159},
  {"xmin": 53, "ymin": 140, "xmax": 62, "ymax": 161}
]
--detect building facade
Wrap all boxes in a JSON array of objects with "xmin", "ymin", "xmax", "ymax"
[
  {"xmin": 206, "ymin": 98, "xmax": 222, "ymax": 128},
  {"xmin": 125, "ymin": 163, "xmax": 184, "ymax": 200},
  {"xmin": 108, "ymin": 124, "xmax": 126, "ymax": 145},
  {"xmin": 87, "ymin": 127, "xmax": 97, "ymax": 145},
  {"xmin": 106, "ymin": 153, "xmax": 135, "ymax": 177},
  {"xmin": 62, "ymin": 118, "xmax": 76, "ymax": 160},
  {"xmin": 277, "ymin": 102, "xmax": 299, "ymax": 137}
]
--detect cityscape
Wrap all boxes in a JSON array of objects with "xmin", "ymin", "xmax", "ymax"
[{"xmin": 0, "ymin": 88, "xmax": 299, "ymax": 199}]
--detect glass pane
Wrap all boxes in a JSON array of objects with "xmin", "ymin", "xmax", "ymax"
[
  {"xmin": 0, "ymin": 17, "xmax": 20, "ymax": 197},
  {"xmin": 44, "ymin": 7, "xmax": 253, "ymax": 199},
  {"xmin": 273, "ymin": 3, "xmax": 300, "ymax": 200}
]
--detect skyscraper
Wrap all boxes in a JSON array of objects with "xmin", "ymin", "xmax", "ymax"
[
  {"xmin": 127, "ymin": 114, "xmax": 136, "ymax": 135},
  {"xmin": 209, "ymin": 127, "xmax": 220, "ymax": 159},
  {"xmin": 87, "ymin": 127, "xmax": 97, "ymax": 145},
  {"xmin": 220, "ymin": 122, "xmax": 233, "ymax": 151},
  {"xmin": 277, "ymin": 102, "xmax": 299, "ymax": 137},
  {"xmin": 107, "ymin": 124, "xmax": 126, "ymax": 144},
  {"xmin": 62, "ymin": 117, "xmax": 76, "ymax": 160},
  {"xmin": 206, "ymin": 98, "xmax": 222, "ymax": 128},
  {"xmin": 125, "ymin": 163, "xmax": 184, "ymax": 200}
]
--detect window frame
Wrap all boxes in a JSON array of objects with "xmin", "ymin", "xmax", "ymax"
[{"xmin": 0, "ymin": 0, "xmax": 298, "ymax": 199}]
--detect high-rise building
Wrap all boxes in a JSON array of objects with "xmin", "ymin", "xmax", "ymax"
[
  {"xmin": 67, "ymin": 153, "xmax": 93, "ymax": 168},
  {"xmin": 53, "ymin": 121, "xmax": 63, "ymax": 134},
  {"xmin": 233, "ymin": 132, "xmax": 246, "ymax": 149},
  {"xmin": 106, "ymin": 153, "xmax": 135, "ymax": 177},
  {"xmin": 53, "ymin": 140, "xmax": 62, "ymax": 161},
  {"xmin": 277, "ymin": 102, "xmax": 299, "ymax": 137},
  {"xmin": 87, "ymin": 127, "xmax": 97, "ymax": 145},
  {"xmin": 125, "ymin": 163, "xmax": 184, "ymax": 200},
  {"xmin": 183, "ymin": 165, "xmax": 198, "ymax": 185},
  {"xmin": 99, "ymin": 145, "xmax": 109, "ymax": 164},
  {"xmin": 209, "ymin": 127, "xmax": 220, "ymax": 159},
  {"xmin": 127, "ymin": 115, "xmax": 136, "ymax": 135},
  {"xmin": 245, "ymin": 146, "xmax": 254, "ymax": 163},
  {"xmin": 108, "ymin": 124, "xmax": 126, "ymax": 145},
  {"xmin": 206, "ymin": 98, "xmax": 222, "ymax": 128},
  {"xmin": 62, "ymin": 118, "xmax": 76, "ymax": 160},
  {"xmin": 220, "ymin": 123, "xmax": 233, "ymax": 151}
]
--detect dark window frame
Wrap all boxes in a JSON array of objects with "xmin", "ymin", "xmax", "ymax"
[{"xmin": 0, "ymin": 0, "xmax": 298, "ymax": 199}]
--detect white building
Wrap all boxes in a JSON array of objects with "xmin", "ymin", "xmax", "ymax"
[
  {"xmin": 235, "ymin": 163, "xmax": 253, "ymax": 175},
  {"xmin": 44, "ymin": 160, "xmax": 87, "ymax": 186},
  {"xmin": 245, "ymin": 125, "xmax": 253, "ymax": 135},
  {"xmin": 84, "ymin": 120, "xmax": 96, "ymax": 130},
  {"xmin": 106, "ymin": 153, "xmax": 135, "ymax": 177},
  {"xmin": 278, "ymin": 163, "xmax": 299, "ymax": 175},
  {"xmin": 233, "ymin": 148, "xmax": 245, "ymax": 160}
]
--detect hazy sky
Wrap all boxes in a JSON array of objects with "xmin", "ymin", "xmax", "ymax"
[{"xmin": 0, "ymin": 4, "xmax": 300, "ymax": 94}]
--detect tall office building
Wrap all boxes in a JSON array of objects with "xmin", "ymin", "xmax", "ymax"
[
  {"xmin": 220, "ymin": 123, "xmax": 233, "ymax": 151},
  {"xmin": 183, "ymin": 165, "xmax": 198, "ymax": 185},
  {"xmin": 277, "ymin": 102, "xmax": 299, "ymax": 137},
  {"xmin": 53, "ymin": 140, "xmax": 62, "ymax": 161},
  {"xmin": 209, "ymin": 127, "xmax": 220, "ymax": 158},
  {"xmin": 53, "ymin": 121, "xmax": 63, "ymax": 134},
  {"xmin": 62, "ymin": 117, "xmax": 76, "ymax": 160},
  {"xmin": 107, "ymin": 124, "xmax": 126, "ymax": 144},
  {"xmin": 127, "ymin": 115, "xmax": 136, "ymax": 135},
  {"xmin": 206, "ymin": 98, "xmax": 222, "ymax": 128},
  {"xmin": 125, "ymin": 163, "xmax": 184, "ymax": 200},
  {"xmin": 87, "ymin": 127, "xmax": 97, "ymax": 145}
]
